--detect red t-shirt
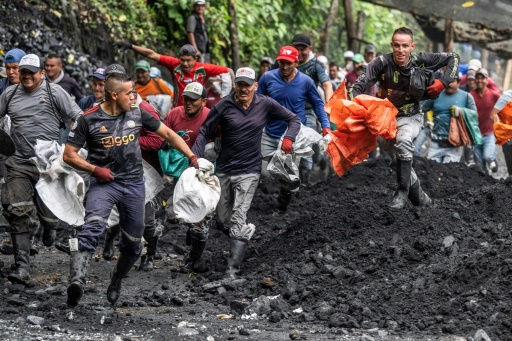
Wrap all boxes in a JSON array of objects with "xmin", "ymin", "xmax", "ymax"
[
  {"xmin": 164, "ymin": 106, "xmax": 210, "ymax": 148},
  {"xmin": 159, "ymin": 55, "xmax": 228, "ymax": 106},
  {"xmin": 470, "ymin": 88, "xmax": 501, "ymax": 136},
  {"xmin": 206, "ymin": 88, "xmax": 221, "ymax": 109}
]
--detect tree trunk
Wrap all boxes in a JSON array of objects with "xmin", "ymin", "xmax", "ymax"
[
  {"xmin": 320, "ymin": 0, "xmax": 339, "ymax": 56},
  {"xmin": 344, "ymin": 0, "xmax": 357, "ymax": 52},
  {"xmin": 443, "ymin": 18, "xmax": 454, "ymax": 52},
  {"xmin": 503, "ymin": 59, "xmax": 512, "ymax": 91},
  {"xmin": 354, "ymin": 10, "xmax": 365, "ymax": 53},
  {"xmin": 481, "ymin": 49, "xmax": 489, "ymax": 69},
  {"xmin": 228, "ymin": 0, "xmax": 240, "ymax": 70}
]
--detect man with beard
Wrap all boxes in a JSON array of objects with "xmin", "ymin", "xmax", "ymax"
[
  {"xmin": 350, "ymin": 27, "xmax": 459, "ymax": 211},
  {"xmin": 192, "ymin": 67, "xmax": 301, "ymax": 280},
  {"xmin": 63, "ymin": 68, "xmax": 198, "ymax": 307},
  {"xmin": 258, "ymin": 46, "xmax": 331, "ymax": 213},
  {"xmin": 0, "ymin": 54, "xmax": 82, "ymax": 284}
]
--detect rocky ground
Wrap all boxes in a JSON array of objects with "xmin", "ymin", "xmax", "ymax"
[{"xmin": 0, "ymin": 155, "xmax": 507, "ymax": 341}]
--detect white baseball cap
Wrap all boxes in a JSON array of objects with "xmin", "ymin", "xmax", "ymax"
[
  {"xmin": 182, "ymin": 82, "xmax": 206, "ymax": 100},
  {"xmin": 468, "ymin": 59, "xmax": 482, "ymax": 71},
  {"xmin": 344, "ymin": 50, "xmax": 354, "ymax": 59},
  {"xmin": 194, "ymin": 0, "xmax": 206, "ymax": 5},
  {"xmin": 19, "ymin": 54, "xmax": 42, "ymax": 73},
  {"xmin": 235, "ymin": 67, "xmax": 256, "ymax": 85}
]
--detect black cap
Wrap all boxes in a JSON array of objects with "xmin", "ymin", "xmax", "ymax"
[
  {"xmin": 291, "ymin": 34, "xmax": 311, "ymax": 47},
  {"xmin": 364, "ymin": 44, "xmax": 376, "ymax": 53},
  {"xmin": 179, "ymin": 44, "xmax": 198, "ymax": 57},
  {"xmin": 105, "ymin": 64, "xmax": 126, "ymax": 77}
]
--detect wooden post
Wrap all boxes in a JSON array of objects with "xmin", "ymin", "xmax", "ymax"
[
  {"xmin": 228, "ymin": 0, "xmax": 240, "ymax": 71},
  {"xmin": 344, "ymin": 0, "xmax": 357, "ymax": 52},
  {"xmin": 444, "ymin": 19, "xmax": 454, "ymax": 52},
  {"xmin": 503, "ymin": 59, "xmax": 512, "ymax": 91},
  {"xmin": 320, "ymin": 0, "xmax": 339, "ymax": 56},
  {"xmin": 355, "ymin": 11, "xmax": 366, "ymax": 54},
  {"xmin": 481, "ymin": 49, "xmax": 489, "ymax": 69}
]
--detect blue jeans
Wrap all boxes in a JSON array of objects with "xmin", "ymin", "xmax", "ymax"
[
  {"xmin": 473, "ymin": 134, "xmax": 496, "ymax": 173},
  {"xmin": 428, "ymin": 141, "xmax": 462, "ymax": 164},
  {"xmin": 78, "ymin": 179, "xmax": 145, "ymax": 263},
  {"xmin": 413, "ymin": 127, "xmax": 430, "ymax": 157}
]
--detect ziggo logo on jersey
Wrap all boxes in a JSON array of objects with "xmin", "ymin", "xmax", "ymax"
[{"xmin": 101, "ymin": 134, "xmax": 136, "ymax": 148}]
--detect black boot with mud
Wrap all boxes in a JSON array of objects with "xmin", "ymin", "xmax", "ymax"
[
  {"xmin": 103, "ymin": 224, "xmax": 120, "ymax": 261},
  {"xmin": 139, "ymin": 236, "xmax": 159, "ymax": 271},
  {"xmin": 408, "ymin": 178, "xmax": 432, "ymax": 206},
  {"xmin": 388, "ymin": 159, "xmax": 412, "ymax": 211},
  {"xmin": 273, "ymin": 187, "xmax": 293, "ymax": 215},
  {"xmin": 107, "ymin": 254, "xmax": 135, "ymax": 305},
  {"xmin": 42, "ymin": 225, "xmax": 56, "ymax": 247},
  {"xmin": 7, "ymin": 232, "xmax": 31, "ymax": 285},
  {"xmin": 224, "ymin": 238, "xmax": 247, "ymax": 280},
  {"xmin": 181, "ymin": 238, "xmax": 208, "ymax": 273},
  {"xmin": 67, "ymin": 251, "xmax": 92, "ymax": 307}
]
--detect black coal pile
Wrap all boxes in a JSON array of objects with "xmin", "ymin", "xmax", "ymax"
[
  {"xmin": 196, "ymin": 158, "xmax": 512, "ymax": 340},
  {"xmin": 0, "ymin": 0, "xmax": 131, "ymax": 94}
]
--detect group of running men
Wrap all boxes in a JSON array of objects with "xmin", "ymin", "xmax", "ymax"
[{"xmin": 0, "ymin": 26, "xmax": 464, "ymax": 307}]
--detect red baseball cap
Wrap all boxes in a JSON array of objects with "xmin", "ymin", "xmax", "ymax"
[{"xmin": 276, "ymin": 46, "xmax": 299, "ymax": 63}]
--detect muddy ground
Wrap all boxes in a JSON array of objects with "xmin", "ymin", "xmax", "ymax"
[{"xmin": 0, "ymin": 156, "xmax": 509, "ymax": 341}]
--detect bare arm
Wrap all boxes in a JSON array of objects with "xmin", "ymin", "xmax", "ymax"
[
  {"xmin": 155, "ymin": 124, "xmax": 195, "ymax": 159},
  {"xmin": 491, "ymin": 107, "xmax": 500, "ymax": 123},
  {"xmin": 322, "ymin": 81, "xmax": 333, "ymax": 102},
  {"xmin": 132, "ymin": 45, "xmax": 161, "ymax": 62},
  {"xmin": 63, "ymin": 145, "xmax": 95, "ymax": 174}
]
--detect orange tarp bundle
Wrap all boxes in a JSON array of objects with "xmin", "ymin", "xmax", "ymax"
[
  {"xmin": 325, "ymin": 82, "xmax": 398, "ymax": 177},
  {"xmin": 494, "ymin": 101, "xmax": 512, "ymax": 146}
]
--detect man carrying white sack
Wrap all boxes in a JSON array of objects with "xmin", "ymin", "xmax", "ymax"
[
  {"xmin": 63, "ymin": 65, "xmax": 198, "ymax": 307},
  {"xmin": 192, "ymin": 67, "xmax": 301, "ymax": 280}
]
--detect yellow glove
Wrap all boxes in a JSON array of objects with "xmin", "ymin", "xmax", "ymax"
[{"xmin": 450, "ymin": 105, "xmax": 460, "ymax": 117}]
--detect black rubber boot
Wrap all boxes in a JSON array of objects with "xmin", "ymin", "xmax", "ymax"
[
  {"xmin": 299, "ymin": 168, "xmax": 311, "ymax": 188},
  {"xmin": 274, "ymin": 188, "xmax": 293, "ymax": 214},
  {"xmin": 139, "ymin": 236, "xmax": 159, "ymax": 272},
  {"xmin": 224, "ymin": 239, "xmax": 248, "ymax": 280},
  {"xmin": 103, "ymin": 224, "xmax": 120, "ymax": 261},
  {"xmin": 67, "ymin": 251, "xmax": 92, "ymax": 307},
  {"xmin": 107, "ymin": 254, "xmax": 136, "ymax": 305},
  {"xmin": 42, "ymin": 226, "xmax": 56, "ymax": 247},
  {"xmin": 408, "ymin": 179, "xmax": 432, "ymax": 206},
  {"xmin": 7, "ymin": 232, "xmax": 31, "ymax": 285},
  {"xmin": 29, "ymin": 221, "xmax": 40, "ymax": 255},
  {"xmin": 388, "ymin": 159, "xmax": 412, "ymax": 211},
  {"xmin": 181, "ymin": 238, "xmax": 207, "ymax": 273}
]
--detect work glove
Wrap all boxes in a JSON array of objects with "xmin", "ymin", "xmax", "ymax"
[
  {"xmin": 450, "ymin": 105, "xmax": 460, "ymax": 117},
  {"xmin": 161, "ymin": 140, "xmax": 171, "ymax": 151},
  {"xmin": 281, "ymin": 138, "xmax": 293, "ymax": 154},
  {"xmin": 113, "ymin": 42, "xmax": 133, "ymax": 52},
  {"xmin": 92, "ymin": 166, "xmax": 114, "ymax": 183},
  {"xmin": 425, "ymin": 120, "xmax": 434, "ymax": 129},
  {"xmin": 322, "ymin": 127, "xmax": 332, "ymax": 136},
  {"xmin": 426, "ymin": 79, "xmax": 445, "ymax": 98},
  {"xmin": 189, "ymin": 155, "xmax": 199, "ymax": 168}
]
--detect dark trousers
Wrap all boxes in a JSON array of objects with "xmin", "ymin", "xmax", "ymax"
[
  {"xmin": 2, "ymin": 158, "xmax": 59, "ymax": 234},
  {"xmin": 78, "ymin": 179, "xmax": 145, "ymax": 263}
]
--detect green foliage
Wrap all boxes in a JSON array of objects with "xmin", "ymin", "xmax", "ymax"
[{"xmin": 86, "ymin": 0, "xmax": 167, "ymax": 47}]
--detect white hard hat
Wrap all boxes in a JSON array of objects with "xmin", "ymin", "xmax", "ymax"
[
  {"xmin": 344, "ymin": 50, "xmax": 354, "ymax": 59},
  {"xmin": 193, "ymin": 0, "xmax": 206, "ymax": 5}
]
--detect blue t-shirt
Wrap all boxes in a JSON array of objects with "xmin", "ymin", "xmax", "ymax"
[
  {"xmin": 422, "ymin": 89, "xmax": 476, "ymax": 141},
  {"xmin": 257, "ymin": 69, "xmax": 330, "ymax": 138}
]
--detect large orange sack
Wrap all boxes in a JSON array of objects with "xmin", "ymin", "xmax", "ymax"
[
  {"xmin": 494, "ymin": 101, "xmax": 512, "ymax": 146},
  {"xmin": 324, "ymin": 82, "xmax": 398, "ymax": 177}
]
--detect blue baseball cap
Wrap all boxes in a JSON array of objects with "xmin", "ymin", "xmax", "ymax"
[
  {"xmin": 89, "ymin": 66, "xmax": 107, "ymax": 80},
  {"xmin": 5, "ymin": 49, "xmax": 26, "ymax": 63},
  {"xmin": 149, "ymin": 67, "xmax": 161, "ymax": 78}
]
